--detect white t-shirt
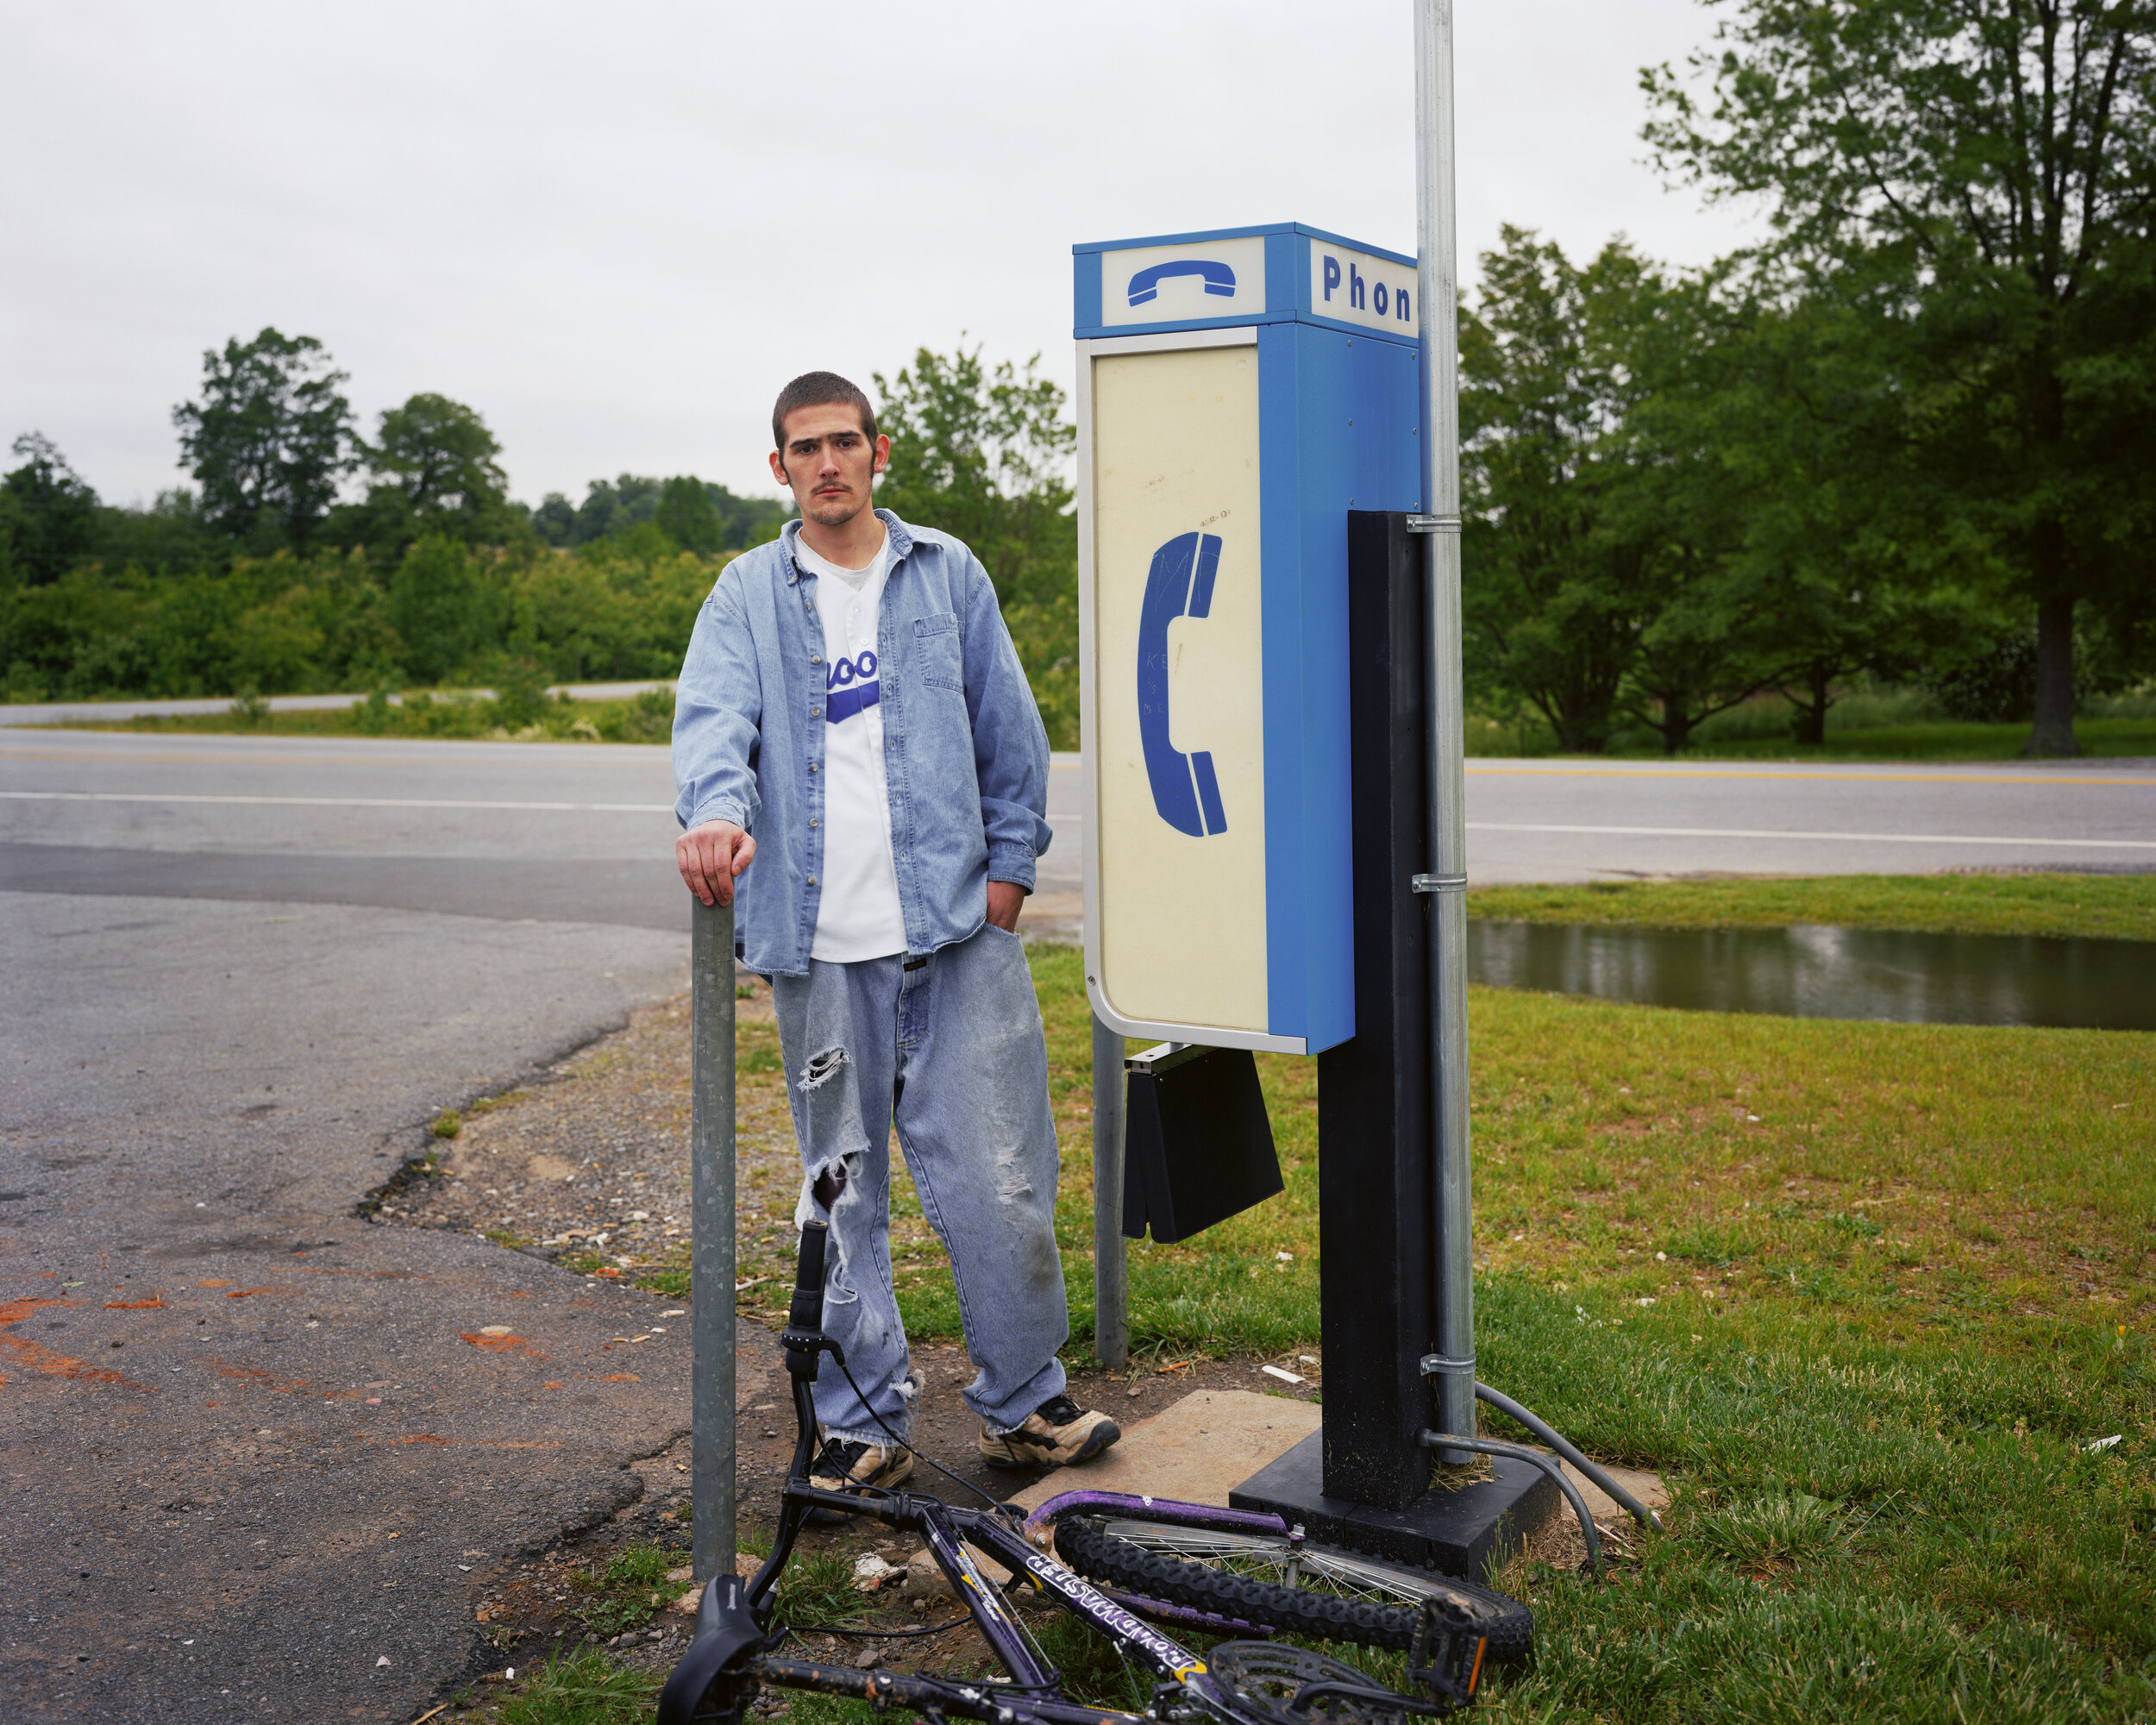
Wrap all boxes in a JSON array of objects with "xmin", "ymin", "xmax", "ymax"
[{"xmin": 795, "ymin": 530, "xmax": 909, "ymax": 962}]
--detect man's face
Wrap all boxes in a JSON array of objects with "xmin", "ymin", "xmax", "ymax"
[{"xmin": 769, "ymin": 405, "xmax": 889, "ymax": 530}]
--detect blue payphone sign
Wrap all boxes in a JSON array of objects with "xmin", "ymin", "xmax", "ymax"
[
  {"xmin": 1127, "ymin": 259, "xmax": 1238, "ymax": 306},
  {"xmin": 1076, "ymin": 223, "xmax": 1422, "ymax": 1056},
  {"xmin": 1094, "ymin": 235, "xmax": 1267, "ymax": 329},
  {"xmin": 1137, "ymin": 530, "xmax": 1229, "ymax": 839}
]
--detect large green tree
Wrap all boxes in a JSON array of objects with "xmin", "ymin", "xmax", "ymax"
[
  {"xmin": 360, "ymin": 392, "xmax": 511, "ymax": 539},
  {"xmin": 1685, "ymin": 292, "xmax": 1983, "ymax": 741},
  {"xmin": 1645, "ymin": 0, "xmax": 2156, "ymax": 755},
  {"xmin": 873, "ymin": 343, "xmax": 1079, "ymax": 745},
  {"xmin": 173, "ymin": 329, "xmax": 355, "ymax": 552},
  {"xmin": 1460, "ymin": 230, "xmax": 1656, "ymax": 751},
  {"xmin": 1, "ymin": 433, "xmax": 100, "ymax": 586},
  {"xmin": 653, "ymin": 475, "xmax": 724, "ymax": 554},
  {"xmin": 1461, "ymin": 229, "xmax": 1787, "ymax": 754}
]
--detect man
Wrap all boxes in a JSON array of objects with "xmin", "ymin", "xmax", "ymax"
[{"xmin": 672, "ymin": 371, "xmax": 1119, "ymax": 1509}]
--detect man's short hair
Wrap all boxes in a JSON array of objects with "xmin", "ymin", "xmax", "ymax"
[{"xmin": 772, "ymin": 372, "xmax": 876, "ymax": 449}]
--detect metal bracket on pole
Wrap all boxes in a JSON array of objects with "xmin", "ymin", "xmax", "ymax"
[
  {"xmin": 1419, "ymin": 1352, "xmax": 1476, "ymax": 1377},
  {"xmin": 689, "ymin": 894, "xmax": 737, "ymax": 1584},
  {"xmin": 1405, "ymin": 514, "xmax": 1463, "ymax": 535},
  {"xmin": 1411, "ymin": 873, "xmax": 1467, "ymax": 894}
]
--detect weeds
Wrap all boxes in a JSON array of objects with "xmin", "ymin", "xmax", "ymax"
[
  {"xmin": 770, "ymin": 1550, "xmax": 862, "ymax": 1630},
  {"xmin": 1689, "ymin": 1488, "xmax": 1848, "ymax": 1569},
  {"xmin": 570, "ymin": 1543, "xmax": 690, "ymax": 1639},
  {"xmin": 493, "ymin": 1650, "xmax": 659, "ymax": 1725}
]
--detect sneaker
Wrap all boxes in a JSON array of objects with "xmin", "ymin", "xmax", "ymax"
[
  {"xmin": 977, "ymin": 1395, "xmax": 1121, "ymax": 1471},
  {"xmin": 805, "ymin": 1434, "xmax": 913, "ymax": 1522}
]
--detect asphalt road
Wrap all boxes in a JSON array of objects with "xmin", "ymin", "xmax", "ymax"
[
  {"xmin": 2, "ymin": 735, "xmax": 705, "ymax": 1722},
  {"xmin": 3, "ymin": 731, "xmax": 2150, "ymax": 1718},
  {"xmin": 1458, "ymin": 757, "xmax": 2156, "ymax": 882}
]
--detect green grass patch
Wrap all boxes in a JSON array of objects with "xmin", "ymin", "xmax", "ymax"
[
  {"xmin": 46, "ymin": 683, "xmax": 680, "ymax": 744},
  {"xmin": 635, "ymin": 1263, "xmax": 691, "ymax": 1299},
  {"xmin": 567, "ymin": 1541, "xmax": 693, "ymax": 1640},
  {"xmin": 493, "ymin": 1649, "xmax": 660, "ymax": 1724},
  {"xmin": 1468, "ymin": 871, "xmax": 2156, "ymax": 943},
  {"xmin": 1462, "ymin": 706, "xmax": 2156, "ymax": 762}
]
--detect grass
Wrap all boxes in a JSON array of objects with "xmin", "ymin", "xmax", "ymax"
[
  {"xmin": 1467, "ymin": 871, "xmax": 2156, "ymax": 944},
  {"xmin": 571, "ymin": 1542, "xmax": 693, "ymax": 1639},
  {"xmin": 1464, "ymin": 684, "xmax": 2156, "ymax": 761},
  {"xmin": 35, "ymin": 683, "xmax": 678, "ymax": 743},
  {"xmin": 492, "ymin": 1650, "xmax": 659, "ymax": 1725}
]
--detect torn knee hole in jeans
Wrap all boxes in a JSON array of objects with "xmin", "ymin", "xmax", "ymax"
[
  {"xmin": 812, "ymin": 1160, "xmax": 849, "ymax": 1212},
  {"xmin": 799, "ymin": 1045, "xmax": 849, "ymax": 1092},
  {"xmin": 796, "ymin": 1151, "xmax": 864, "ymax": 1304}
]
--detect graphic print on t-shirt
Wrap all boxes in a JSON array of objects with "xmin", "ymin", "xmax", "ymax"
[{"xmin": 826, "ymin": 649, "xmax": 880, "ymax": 724}]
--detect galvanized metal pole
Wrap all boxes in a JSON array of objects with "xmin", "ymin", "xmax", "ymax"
[
  {"xmin": 1413, "ymin": 0, "xmax": 1476, "ymax": 1462},
  {"xmin": 690, "ymin": 894, "xmax": 737, "ymax": 1579},
  {"xmin": 1090, "ymin": 1013, "xmax": 1128, "ymax": 1368}
]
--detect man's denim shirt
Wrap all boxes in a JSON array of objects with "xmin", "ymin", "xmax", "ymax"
[{"xmin": 672, "ymin": 510, "xmax": 1052, "ymax": 977}]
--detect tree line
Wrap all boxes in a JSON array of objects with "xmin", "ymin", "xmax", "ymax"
[
  {"xmin": 0, "ymin": 330, "xmax": 1082, "ymax": 743},
  {"xmin": 1465, "ymin": 0, "xmax": 2154, "ymax": 757},
  {"xmin": 0, "ymin": 329, "xmax": 797, "ymax": 706}
]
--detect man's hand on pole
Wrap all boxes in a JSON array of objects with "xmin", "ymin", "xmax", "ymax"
[
  {"xmin": 986, "ymin": 880, "xmax": 1025, "ymax": 932},
  {"xmin": 679, "ymin": 821, "xmax": 755, "ymax": 907}
]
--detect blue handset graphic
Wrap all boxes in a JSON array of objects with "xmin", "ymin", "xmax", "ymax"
[
  {"xmin": 1126, "ymin": 259, "xmax": 1237, "ymax": 307},
  {"xmin": 1137, "ymin": 531, "xmax": 1229, "ymax": 838}
]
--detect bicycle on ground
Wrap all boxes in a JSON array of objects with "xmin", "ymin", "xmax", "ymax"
[{"xmin": 659, "ymin": 1221, "xmax": 1533, "ymax": 1725}]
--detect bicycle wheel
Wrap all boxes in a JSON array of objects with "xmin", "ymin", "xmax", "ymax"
[{"xmin": 1053, "ymin": 1515, "xmax": 1533, "ymax": 1664}]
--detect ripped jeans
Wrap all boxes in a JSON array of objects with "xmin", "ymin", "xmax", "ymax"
[{"xmin": 772, "ymin": 923, "xmax": 1069, "ymax": 1446}]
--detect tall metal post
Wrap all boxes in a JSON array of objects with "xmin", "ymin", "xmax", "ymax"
[
  {"xmin": 689, "ymin": 894, "xmax": 737, "ymax": 1580},
  {"xmin": 1413, "ymin": 0, "xmax": 1476, "ymax": 1460},
  {"xmin": 1090, "ymin": 1013, "xmax": 1128, "ymax": 1369}
]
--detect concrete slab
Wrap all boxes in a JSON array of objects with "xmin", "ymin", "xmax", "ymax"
[
  {"xmin": 1552, "ymin": 1453, "xmax": 1668, "ymax": 1526},
  {"xmin": 917, "ymin": 1389, "xmax": 1319, "ymax": 1590},
  {"xmin": 1011, "ymin": 1389, "xmax": 1320, "ymax": 1513}
]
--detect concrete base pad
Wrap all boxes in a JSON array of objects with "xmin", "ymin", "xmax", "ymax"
[
  {"xmin": 1231, "ymin": 1432, "xmax": 1559, "ymax": 1578},
  {"xmin": 1007, "ymin": 1389, "xmax": 1321, "ymax": 1514},
  {"xmin": 962, "ymin": 1389, "xmax": 1658, "ymax": 1590}
]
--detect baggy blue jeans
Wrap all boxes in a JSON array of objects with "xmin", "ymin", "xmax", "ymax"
[{"xmin": 771, "ymin": 923, "xmax": 1069, "ymax": 1446}]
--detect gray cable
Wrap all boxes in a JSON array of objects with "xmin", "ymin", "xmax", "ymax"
[
  {"xmin": 1473, "ymin": 1383, "xmax": 1664, "ymax": 1533},
  {"xmin": 1419, "ymin": 1432, "xmax": 1602, "ymax": 1578}
]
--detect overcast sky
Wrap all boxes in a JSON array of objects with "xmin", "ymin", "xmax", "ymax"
[{"xmin": 2, "ymin": 1, "xmax": 1762, "ymax": 511}]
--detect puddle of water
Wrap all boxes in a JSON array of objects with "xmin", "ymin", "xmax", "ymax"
[{"xmin": 1465, "ymin": 921, "xmax": 2156, "ymax": 1032}]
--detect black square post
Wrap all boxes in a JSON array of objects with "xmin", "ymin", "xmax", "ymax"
[
  {"xmin": 1317, "ymin": 511, "xmax": 1434, "ymax": 1509},
  {"xmin": 1231, "ymin": 512, "xmax": 1557, "ymax": 1576}
]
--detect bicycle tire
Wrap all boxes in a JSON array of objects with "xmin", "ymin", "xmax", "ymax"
[{"xmin": 1054, "ymin": 1515, "xmax": 1533, "ymax": 1664}]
